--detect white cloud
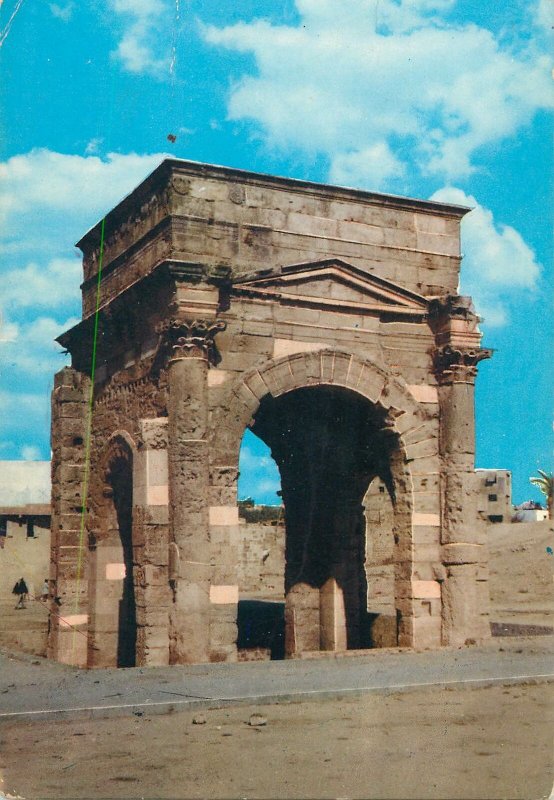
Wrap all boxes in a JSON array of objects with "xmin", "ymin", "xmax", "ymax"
[
  {"xmin": 20, "ymin": 445, "xmax": 42, "ymax": 461},
  {"xmin": 0, "ymin": 148, "xmax": 167, "ymax": 226},
  {"xmin": 0, "ymin": 458, "xmax": 51, "ymax": 504},
  {"xmin": 49, "ymin": 3, "xmax": 73, "ymax": 22},
  {"xmin": 0, "ymin": 148, "xmax": 167, "ymax": 460},
  {"xmin": 0, "ymin": 148, "xmax": 168, "ymax": 270},
  {"xmin": 329, "ymin": 143, "xmax": 405, "ymax": 191},
  {"xmin": 535, "ymin": 0, "xmax": 553, "ymax": 30},
  {"xmin": 3, "ymin": 259, "xmax": 82, "ymax": 310},
  {"xmin": 1, "ymin": 315, "xmax": 80, "ymax": 377},
  {"xmin": 85, "ymin": 137, "xmax": 104, "ymax": 155},
  {"xmin": 239, "ymin": 446, "xmax": 276, "ymax": 472},
  {"xmin": 202, "ymin": 1, "xmax": 551, "ymax": 186},
  {"xmin": 431, "ymin": 186, "xmax": 541, "ymax": 326},
  {"xmin": 109, "ymin": 0, "xmax": 171, "ymax": 76}
]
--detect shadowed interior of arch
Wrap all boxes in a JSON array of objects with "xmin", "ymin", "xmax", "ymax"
[
  {"xmin": 241, "ymin": 384, "xmax": 402, "ymax": 655},
  {"xmin": 105, "ymin": 453, "xmax": 136, "ymax": 668}
]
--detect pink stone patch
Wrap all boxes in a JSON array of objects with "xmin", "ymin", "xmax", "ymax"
[
  {"xmin": 209, "ymin": 506, "xmax": 239, "ymax": 526},
  {"xmin": 412, "ymin": 580, "xmax": 441, "ymax": 599},
  {"xmin": 59, "ymin": 614, "xmax": 88, "ymax": 628},
  {"xmin": 105, "ymin": 562, "xmax": 126, "ymax": 580},
  {"xmin": 209, "ymin": 585, "xmax": 239, "ymax": 604},
  {"xmin": 413, "ymin": 512, "xmax": 441, "ymax": 527},
  {"xmin": 147, "ymin": 484, "xmax": 169, "ymax": 506},
  {"xmin": 407, "ymin": 384, "xmax": 439, "ymax": 403},
  {"xmin": 273, "ymin": 339, "xmax": 326, "ymax": 359}
]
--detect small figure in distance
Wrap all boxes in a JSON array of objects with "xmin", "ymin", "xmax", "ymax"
[
  {"xmin": 41, "ymin": 578, "xmax": 49, "ymax": 602},
  {"xmin": 12, "ymin": 577, "xmax": 28, "ymax": 609}
]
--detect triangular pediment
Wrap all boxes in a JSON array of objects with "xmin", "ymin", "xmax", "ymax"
[{"xmin": 232, "ymin": 258, "xmax": 429, "ymax": 318}]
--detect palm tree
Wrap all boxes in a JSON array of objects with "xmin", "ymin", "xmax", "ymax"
[{"xmin": 530, "ymin": 470, "xmax": 554, "ymax": 520}]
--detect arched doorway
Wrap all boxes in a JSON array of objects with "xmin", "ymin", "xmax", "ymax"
[
  {"xmin": 236, "ymin": 429, "xmax": 285, "ymax": 659},
  {"xmin": 250, "ymin": 385, "xmax": 402, "ymax": 655},
  {"xmin": 108, "ymin": 452, "xmax": 136, "ymax": 667},
  {"xmin": 89, "ymin": 436, "xmax": 136, "ymax": 667}
]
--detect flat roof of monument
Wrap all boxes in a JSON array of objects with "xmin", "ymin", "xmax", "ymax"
[{"xmin": 77, "ymin": 157, "xmax": 471, "ymax": 249}]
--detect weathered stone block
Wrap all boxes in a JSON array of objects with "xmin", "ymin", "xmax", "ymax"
[{"xmin": 49, "ymin": 161, "xmax": 488, "ymax": 667}]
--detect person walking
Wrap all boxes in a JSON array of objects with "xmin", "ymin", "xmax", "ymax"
[
  {"xmin": 12, "ymin": 577, "xmax": 28, "ymax": 609},
  {"xmin": 41, "ymin": 579, "xmax": 49, "ymax": 602}
]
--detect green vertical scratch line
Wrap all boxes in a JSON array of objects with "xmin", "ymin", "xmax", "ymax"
[{"xmin": 72, "ymin": 217, "xmax": 106, "ymax": 659}]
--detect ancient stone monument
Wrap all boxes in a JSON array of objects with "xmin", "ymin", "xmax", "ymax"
[{"xmin": 48, "ymin": 159, "xmax": 492, "ymax": 667}]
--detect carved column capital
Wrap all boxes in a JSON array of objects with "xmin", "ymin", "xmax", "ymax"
[
  {"xmin": 434, "ymin": 345, "xmax": 492, "ymax": 384},
  {"xmin": 429, "ymin": 294, "xmax": 492, "ymax": 384},
  {"xmin": 156, "ymin": 318, "xmax": 226, "ymax": 363}
]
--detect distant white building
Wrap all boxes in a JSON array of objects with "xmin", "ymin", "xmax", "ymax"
[
  {"xmin": 0, "ymin": 462, "xmax": 51, "ymax": 600},
  {"xmin": 0, "ymin": 461, "xmax": 51, "ymax": 506},
  {"xmin": 512, "ymin": 501, "xmax": 549, "ymax": 523},
  {"xmin": 475, "ymin": 469, "xmax": 512, "ymax": 523}
]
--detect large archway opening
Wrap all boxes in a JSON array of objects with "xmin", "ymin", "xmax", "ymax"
[
  {"xmin": 88, "ymin": 438, "xmax": 137, "ymax": 668},
  {"xmin": 250, "ymin": 385, "xmax": 400, "ymax": 656},
  {"xmin": 236, "ymin": 429, "xmax": 285, "ymax": 659},
  {"xmin": 107, "ymin": 453, "xmax": 136, "ymax": 668}
]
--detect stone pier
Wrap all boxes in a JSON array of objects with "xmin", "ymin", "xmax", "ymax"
[{"xmin": 48, "ymin": 158, "xmax": 492, "ymax": 666}]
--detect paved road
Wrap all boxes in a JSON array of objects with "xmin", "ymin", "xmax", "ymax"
[{"xmin": 1, "ymin": 637, "xmax": 552, "ymax": 723}]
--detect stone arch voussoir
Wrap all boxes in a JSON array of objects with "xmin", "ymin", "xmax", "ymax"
[{"xmin": 219, "ymin": 350, "xmax": 428, "ymax": 459}]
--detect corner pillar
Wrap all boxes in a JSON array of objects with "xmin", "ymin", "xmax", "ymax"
[
  {"xmin": 161, "ymin": 318, "xmax": 225, "ymax": 663},
  {"xmin": 431, "ymin": 295, "xmax": 492, "ymax": 646},
  {"xmin": 48, "ymin": 366, "xmax": 90, "ymax": 666}
]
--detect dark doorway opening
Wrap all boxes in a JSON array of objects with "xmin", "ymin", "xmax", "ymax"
[
  {"xmin": 237, "ymin": 599, "xmax": 285, "ymax": 660},
  {"xmin": 108, "ymin": 455, "xmax": 136, "ymax": 668},
  {"xmin": 251, "ymin": 385, "xmax": 398, "ymax": 655}
]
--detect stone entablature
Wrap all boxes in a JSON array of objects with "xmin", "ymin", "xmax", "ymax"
[
  {"xmin": 49, "ymin": 159, "xmax": 491, "ymax": 667},
  {"xmin": 76, "ymin": 161, "xmax": 467, "ymax": 318}
]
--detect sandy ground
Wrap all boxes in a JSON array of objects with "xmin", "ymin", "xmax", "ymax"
[
  {"xmin": 0, "ymin": 520, "xmax": 552, "ymax": 657},
  {"xmin": 0, "ymin": 679, "xmax": 552, "ymax": 800},
  {"xmin": 488, "ymin": 520, "xmax": 554, "ymax": 627},
  {"xmin": 0, "ymin": 520, "xmax": 552, "ymax": 800},
  {"xmin": 0, "ymin": 600, "xmax": 48, "ymax": 658}
]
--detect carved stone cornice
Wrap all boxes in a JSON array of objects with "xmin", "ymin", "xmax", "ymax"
[
  {"xmin": 429, "ymin": 294, "xmax": 492, "ymax": 383},
  {"xmin": 433, "ymin": 345, "xmax": 492, "ymax": 384},
  {"xmin": 429, "ymin": 294, "xmax": 482, "ymax": 349},
  {"xmin": 156, "ymin": 318, "xmax": 226, "ymax": 363}
]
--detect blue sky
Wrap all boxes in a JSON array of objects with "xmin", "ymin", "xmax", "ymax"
[{"xmin": 0, "ymin": 0, "xmax": 551, "ymax": 505}]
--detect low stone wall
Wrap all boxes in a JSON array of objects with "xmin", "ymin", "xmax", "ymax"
[
  {"xmin": 0, "ymin": 521, "xmax": 50, "ymax": 603},
  {"xmin": 238, "ymin": 518, "xmax": 285, "ymax": 598}
]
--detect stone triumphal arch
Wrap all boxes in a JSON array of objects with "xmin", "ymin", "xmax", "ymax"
[{"xmin": 48, "ymin": 159, "xmax": 491, "ymax": 667}]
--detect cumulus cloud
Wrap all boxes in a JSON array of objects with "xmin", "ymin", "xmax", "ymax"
[
  {"xmin": 2, "ymin": 315, "xmax": 81, "ymax": 377},
  {"xmin": 431, "ymin": 187, "xmax": 541, "ymax": 326},
  {"xmin": 329, "ymin": 143, "xmax": 405, "ymax": 190},
  {"xmin": 109, "ymin": 0, "xmax": 171, "ymax": 76},
  {"xmin": 202, "ymin": 0, "xmax": 551, "ymax": 187},
  {"xmin": 20, "ymin": 445, "xmax": 43, "ymax": 461},
  {"xmin": 3, "ymin": 259, "xmax": 82, "ymax": 310},
  {"xmin": 534, "ymin": 0, "xmax": 553, "ymax": 30},
  {"xmin": 0, "ymin": 148, "xmax": 167, "ymax": 460},
  {"xmin": 0, "ymin": 148, "xmax": 166, "ymax": 229},
  {"xmin": 49, "ymin": 3, "xmax": 73, "ymax": 22}
]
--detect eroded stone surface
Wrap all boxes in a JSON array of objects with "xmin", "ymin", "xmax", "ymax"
[{"xmin": 49, "ymin": 160, "xmax": 491, "ymax": 667}]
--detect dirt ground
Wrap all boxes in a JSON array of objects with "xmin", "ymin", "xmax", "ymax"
[
  {"xmin": 488, "ymin": 520, "xmax": 554, "ymax": 627},
  {"xmin": 0, "ymin": 520, "xmax": 552, "ymax": 658},
  {"xmin": 1, "ymin": 680, "xmax": 553, "ymax": 800},
  {"xmin": 1, "ymin": 520, "xmax": 552, "ymax": 800}
]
